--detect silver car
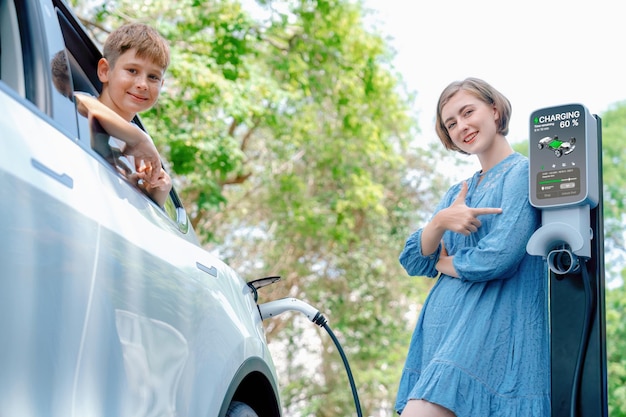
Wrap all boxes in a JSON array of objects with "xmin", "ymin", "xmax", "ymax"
[{"xmin": 0, "ymin": 0, "xmax": 282, "ymax": 415}]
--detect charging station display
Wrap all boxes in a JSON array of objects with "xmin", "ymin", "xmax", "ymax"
[{"xmin": 529, "ymin": 104, "xmax": 598, "ymax": 209}]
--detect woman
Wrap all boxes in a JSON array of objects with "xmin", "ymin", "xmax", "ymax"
[{"xmin": 395, "ymin": 78, "xmax": 550, "ymax": 417}]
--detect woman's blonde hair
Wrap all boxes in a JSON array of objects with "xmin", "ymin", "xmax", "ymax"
[
  {"xmin": 435, "ymin": 77, "xmax": 511, "ymax": 154},
  {"xmin": 102, "ymin": 23, "xmax": 170, "ymax": 71}
]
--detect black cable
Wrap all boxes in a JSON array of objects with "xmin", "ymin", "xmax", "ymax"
[
  {"xmin": 315, "ymin": 320, "xmax": 363, "ymax": 417},
  {"xmin": 569, "ymin": 260, "xmax": 596, "ymax": 417}
]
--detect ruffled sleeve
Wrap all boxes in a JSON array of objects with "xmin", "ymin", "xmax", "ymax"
[
  {"xmin": 399, "ymin": 229, "xmax": 441, "ymax": 278},
  {"xmin": 398, "ymin": 188, "xmax": 457, "ymax": 278}
]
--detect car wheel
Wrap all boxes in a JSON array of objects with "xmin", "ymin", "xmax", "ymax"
[
  {"xmin": 226, "ymin": 401, "xmax": 259, "ymax": 417},
  {"xmin": 554, "ymin": 149, "xmax": 562, "ymax": 158},
  {"xmin": 538, "ymin": 143, "xmax": 544, "ymax": 149}
]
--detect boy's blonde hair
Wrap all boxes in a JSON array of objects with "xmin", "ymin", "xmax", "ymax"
[
  {"xmin": 435, "ymin": 77, "xmax": 512, "ymax": 155},
  {"xmin": 102, "ymin": 23, "xmax": 170, "ymax": 71}
]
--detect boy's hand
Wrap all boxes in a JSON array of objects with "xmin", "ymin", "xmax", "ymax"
[
  {"xmin": 130, "ymin": 169, "xmax": 172, "ymax": 207},
  {"xmin": 123, "ymin": 139, "xmax": 162, "ymax": 184}
]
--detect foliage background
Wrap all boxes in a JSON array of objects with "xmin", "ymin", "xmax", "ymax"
[{"xmin": 70, "ymin": 0, "xmax": 626, "ymax": 415}]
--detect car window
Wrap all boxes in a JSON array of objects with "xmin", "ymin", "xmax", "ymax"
[
  {"xmin": 0, "ymin": 0, "xmax": 25, "ymax": 96},
  {"xmin": 2, "ymin": 0, "xmax": 77, "ymax": 132}
]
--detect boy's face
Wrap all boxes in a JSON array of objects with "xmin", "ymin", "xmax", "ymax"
[{"xmin": 97, "ymin": 49, "xmax": 165, "ymax": 122}]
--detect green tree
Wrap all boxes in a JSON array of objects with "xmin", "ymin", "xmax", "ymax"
[
  {"xmin": 72, "ymin": 0, "xmax": 445, "ymax": 415},
  {"xmin": 194, "ymin": 2, "xmax": 446, "ymax": 414},
  {"xmin": 600, "ymin": 102, "xmax": 626, "ymax": 416},
  {"xmin": 599, "ymin": 102, "xmax": 626, "ymax": 278},
  {"xmin": 607, "ymin": 281, "xmax": 626, "ymax": 417}
]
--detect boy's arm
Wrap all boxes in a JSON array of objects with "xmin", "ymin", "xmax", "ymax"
[{"xmin": 74, "ymin": 92, "xmax": 162, "ymax": 184}]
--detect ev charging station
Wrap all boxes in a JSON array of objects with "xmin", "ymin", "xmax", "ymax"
[{"xmin": 526, "ymin": 104, "xmax": 608, "ymax": 416}]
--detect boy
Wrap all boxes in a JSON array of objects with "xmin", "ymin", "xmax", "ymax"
[{"xmin": 75, "ymin": 22, "xmax": 172, "ymax": 207}]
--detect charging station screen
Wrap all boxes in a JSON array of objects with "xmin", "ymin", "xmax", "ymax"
[
  {"xmin": 536, "ymin": 166, "xmax": 581, "ymax": 200},
  {"xmin": 529, "ymin": 103, "xmax": 595, "ymax": 208}
]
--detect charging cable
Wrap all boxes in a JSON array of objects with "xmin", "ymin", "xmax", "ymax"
[
  {"xmin": 258, "ymin": 298, "xmax": 363, "ymax": 417},
  {"xmin": 548, "ymin": 246, "xmax": 595, "ymax": 417},
  {"xmin": 568, "ymin": 260, "xmax": 596, "ymax": 417}
]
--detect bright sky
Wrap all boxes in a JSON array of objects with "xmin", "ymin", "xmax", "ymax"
[{"xmin": 364, "ymin": 0, "xmax": 624, "ymax": 152}]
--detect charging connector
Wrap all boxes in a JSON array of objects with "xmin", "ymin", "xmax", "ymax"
[
  {"xmin": 258, "ymin": 298, "xmax": 363, "ymax": 417},
  {"xmin": 547, "ymin": 244, "xmax": 580, "ymax": 275},
  {"xmin": 258, "ymin": 298, "xmax": 327, "ymax": 326}
]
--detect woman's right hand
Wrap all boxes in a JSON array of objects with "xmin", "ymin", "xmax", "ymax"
[{"xmin": 435, "ymin": 181, "xmax": 502, "ymax": 236}]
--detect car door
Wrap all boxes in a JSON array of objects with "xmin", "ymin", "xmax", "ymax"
[
  {"xmin": 0, "ymin": 83, "xmax": 105, "ymax": 416},
  {"xmin": 0, "ymin": 0, "xmax": 103, "ymax": 414}
]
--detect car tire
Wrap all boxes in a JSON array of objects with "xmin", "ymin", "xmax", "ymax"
[
  {"xmin": 226, "ymin": 401, "xmax": 259, "ymax": 417},
  {"xmin": 555, "ymin": 149, "xmax": 562, "ymax": 158}
]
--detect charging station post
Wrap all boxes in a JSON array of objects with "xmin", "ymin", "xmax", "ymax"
[{"xmin": 526, "ymin": 104, "xmax": 608, "ymax": 417}]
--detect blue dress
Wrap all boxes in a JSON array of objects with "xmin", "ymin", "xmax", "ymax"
[{"xmin": 395, "ymin": 153, "xmax": 550, "ymax": 416}]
